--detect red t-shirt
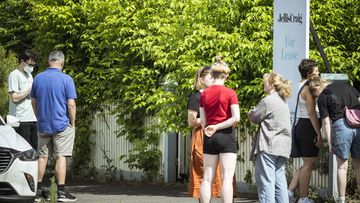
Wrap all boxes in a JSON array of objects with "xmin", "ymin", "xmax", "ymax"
[{"xmin": 200, "ymin": 85, "xmax": 238, "ymax": 125}]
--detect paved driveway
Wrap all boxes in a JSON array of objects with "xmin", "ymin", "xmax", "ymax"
[{"xmin": 67, "ymin": 181, "xmax": 259, "ymax": 203}]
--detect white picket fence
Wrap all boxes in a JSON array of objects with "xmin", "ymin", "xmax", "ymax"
[{"xmin": 89, "ymin": 108, "xmax": 328, "ymax": 192}]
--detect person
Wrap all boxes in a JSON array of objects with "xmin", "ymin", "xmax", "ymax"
[
  {"xmin": 288, "ymin": 59, "xmax": 322, "ymax": 203},
  {"xmin": 308, "ymin": 76, "xmax": 360, "ymax": 203},
  {"xmin": 199, "ymin": 58, "xmax": 240, "ymax": 203},
  {"xmin": 8, "ymin": 50, "xmax": 38, "ymax": 149},
  {"xmin": 30, "ymin": 50, "xmax": 77, "ymax": 202},
  {"xmin": 248, "ymin": 73, "xmax": 292, "ymax": 203},
  {"xmin": 188, "ymin": 66, "xmax": 222, "ymax": 201}
]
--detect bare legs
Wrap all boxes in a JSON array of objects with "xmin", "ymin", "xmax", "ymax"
[
  {"xmin": 38, "ymin": 155, "xmax": 67, "ymax": 185},
  {"xmin": 299, "ymin": 157, "xmax": 317, "ymax": 197},
  {"xmin": 288, "ymin": 157, "xmax": 317, "ymax": 201},
  {"xmin": 200, "ymin": 153, "xmax": 237, "ymax": 203},
  {"xmin": 38, "ymin": 156, "xmax": 48, "ymax": 182},
  {"xmin": 200, "ymin": 154, "xmax": 218, "ymax": 203}
]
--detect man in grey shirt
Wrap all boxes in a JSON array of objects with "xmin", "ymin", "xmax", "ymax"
[{"xmin": 8, "ymin": 50, "xmax": 37, "ymax": 149}]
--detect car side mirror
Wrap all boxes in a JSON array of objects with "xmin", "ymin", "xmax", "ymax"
[{"xmin": 6, "ymin": 115, "xmax": 20, "ymax": 128}]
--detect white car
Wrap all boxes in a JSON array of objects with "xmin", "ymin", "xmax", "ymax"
[{"xmin": 0, "ymin": 116, "xmax": 38, "ymax": 203}]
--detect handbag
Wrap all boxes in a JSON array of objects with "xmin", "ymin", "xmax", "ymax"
[
  {"xmin": 290, "ymin": 81, "xmax": 308, "ymax": 158},
  {"xmin": 344, "ymin": 106, "xmax": 360, "ymax": 128},
  {"xmin": 332, "ymin": 94, "xmax": 360, "ymax": 128}
]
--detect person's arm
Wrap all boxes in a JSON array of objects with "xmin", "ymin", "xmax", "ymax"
[
  {"xmin": 10, "ymin": 89, "xmax": 31, "ymax": 103},
  {"xmin": 199, "ymin": 107, "xmax": 207, "ymax": 129},
  {"xmin": 31, "ymin": 98, "xmax": 37, "ymax": 117},
  {"xmin": 303, "ymin": 87, "xmax": 322, "ymax": 147},
  {"xmin": 204, "ymin": 104, "xmax": 240, "ymax": 137},
  {"xmin": 322, "ymin": 116, "xmax": 332, "ymax": 152},
  {"xmin": 67, "ymin": 99, "xmax": 76, "ymax": 127},
  {"xmin": 188, "ymin": 110, "xmax": 200, "ymax": 128},
  {"xmin": 248, "ymin": 100, "xmax": 266, "ymax": 124}
]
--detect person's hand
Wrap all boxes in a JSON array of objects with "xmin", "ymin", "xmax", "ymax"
[
  {"xmin": 204, "ymin": 125, "xmax": 217, "ymax": 137},
  {"xmin": 314, "ymin": 135, "xmax": 323, "ymax": 148},
  {"xmin": 328, "ymin": 139, "xmax": 332, "ymax": 152}
]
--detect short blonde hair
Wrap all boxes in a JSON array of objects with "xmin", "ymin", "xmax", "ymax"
[
  {"xmin": 263, "ymin": 73, "xmax": 291, "ymax": 100},
  {"xmin": 211, "ymin": 56, "xmax": 229, "ymax": 79},
  {"xmin": 194, "ymin": 66, "xmax": 211, "ymax": 90}
]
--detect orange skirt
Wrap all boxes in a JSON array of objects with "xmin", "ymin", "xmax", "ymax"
[{"xmin": 189, "ymin": 126, "xmax": 222, "ymax": 198}]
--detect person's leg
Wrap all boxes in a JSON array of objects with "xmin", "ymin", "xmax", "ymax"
[
  {"xmin": 53, "ymin": 126, "xmax": 77, "ymax": 201},
  {"xmin": 15, "ymin": 122, "xmax": 31, "ymax": 145},
  {"xmin": 219, "ymin": 153, "xmax": 237, "ymax": 203},
  {"xmin": 275, "ymin": 156, "xmax": 289, "ymax": 203},
  {"xmin": 189, "ymin": 127, "xmax": 204, "ymax": 199},
  {"xmin": 37, "ymin": 134, "xmax": 52, "ymax": 182},
  {"xmin": 255, "ymin": 152, "xmax": 276, "ymax": 203},
  {"xmin": 299, "ymin": 157, "xmax": 317, "ymax": 198},
  {"xmin": 200, "ymin": 154, "xmax": 219, "ymax": 203},
  {"xmin": 336, "ymin": 156, "xmax": 348, "ymax": 198},
  {"xmin": 30, "ymin": 122, "xmax": 38, "ymax": 150},
  {"xmin": 55, "ymin": 156, "xmax": 67, "ymax": 184},
  {"xmin": 288, "ymin": 167, "xmax": 300, "ymax": 202},
  {"xmin": 288, "ymin": 168, "xmax": 300, "ymax": 192},
  {"xmin": 38, "ymin": 156, "xmax": 48, "ymax": 182},
  {"xmin": 36, "ymin": 134, "xmax": 52, "ymax": 199},
  {"xmin": 352, "ymin": 158, "xmax": 360, "ymax": 186}
]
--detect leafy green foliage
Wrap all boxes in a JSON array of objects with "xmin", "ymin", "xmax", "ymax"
[
  {"xmin": 0, "ymin": 46, "xmax": 17, "ymax": 117},
  {"xmin": 0, "ymin": 0, "xmax": 359, "ymax": 185}
]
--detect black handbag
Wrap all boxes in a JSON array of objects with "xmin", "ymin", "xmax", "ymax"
[{"xmin": 290, "ymin": 81, "xmax": 308, "ymax": 158}]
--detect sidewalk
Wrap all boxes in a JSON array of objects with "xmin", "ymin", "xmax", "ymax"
[{"xmin": 67, "ymin": 181, "xmax": 259, "ymax": 203}]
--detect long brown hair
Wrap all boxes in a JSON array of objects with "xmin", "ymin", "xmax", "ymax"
[{"xmin": 194, "ymin": 66, "xmax": 211, "ymax": 90}]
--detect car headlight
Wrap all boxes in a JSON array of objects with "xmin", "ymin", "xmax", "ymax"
[{"xmin": 15, "ymin": 149, "xmax": 38, "ymax": 161}]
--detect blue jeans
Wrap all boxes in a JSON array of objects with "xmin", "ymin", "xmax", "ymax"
[{"xmin": 255, "ymin": 152, "xmax": 289, "ymax": 203}]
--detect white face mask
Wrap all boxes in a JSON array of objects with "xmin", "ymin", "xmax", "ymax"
[{"xmin": 23, "ymin": 65, "xmax": 34, "ymax": 74}]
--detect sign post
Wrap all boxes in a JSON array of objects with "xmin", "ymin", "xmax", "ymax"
[{"xmin": 273, "ymin": 0, "xmax": 310, "ymax": 116}]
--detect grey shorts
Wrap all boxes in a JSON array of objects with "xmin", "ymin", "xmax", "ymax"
[{"xmin": 38, "ymin": 126, "xmax": 75, "ymax": 157}]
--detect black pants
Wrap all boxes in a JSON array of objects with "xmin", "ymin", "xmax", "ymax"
[{"xmin": 14, "ymin": 122, "xmax": 37, "ymax": 149}]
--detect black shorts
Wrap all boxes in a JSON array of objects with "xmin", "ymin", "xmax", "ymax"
[
  {"xmin": 294, "ymin": 118, "xmax": 320, "ymax": 157},
  {"xmin": 203, "ymin": 127, "xmax": 237, "ymax": 154}
]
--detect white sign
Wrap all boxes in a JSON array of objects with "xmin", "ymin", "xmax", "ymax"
[{"xmin": 273, "ymin": 0, "xmax": 310, "ymax": 116}]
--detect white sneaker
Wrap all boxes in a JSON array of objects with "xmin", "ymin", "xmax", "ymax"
[{"xmin": 297, "ymin": 197, "xmax": 315, "ymax": 203}]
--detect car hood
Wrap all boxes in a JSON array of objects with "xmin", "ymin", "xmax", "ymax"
[{"xmin": 0, "ymin": 125, "xmax": 32, "ymax": 151}]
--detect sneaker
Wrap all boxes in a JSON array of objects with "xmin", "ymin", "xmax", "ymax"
[
  {"xmin": 57, "ymin": 190, "xmax": 77, "ymax": 202},
  {"xmin": 297, "ymin": 197, "xmax": 315, "ymax": 203},
  {"xmin": 34, "ymin": 189, "xmax": 43, "ymax": 202}
]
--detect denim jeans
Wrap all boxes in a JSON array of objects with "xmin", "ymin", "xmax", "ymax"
[
  {"xmin": 255, "ymin": 152, "xmax": 289, "ymax": 203},
  {"xmin": 332, "ymin": 118, "xmax": 360, "ymax": 160}
]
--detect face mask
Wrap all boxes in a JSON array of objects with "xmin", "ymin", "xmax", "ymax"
[{"xmin": 23, "ymin": 65, "xmax": 34, "ymax": 74}]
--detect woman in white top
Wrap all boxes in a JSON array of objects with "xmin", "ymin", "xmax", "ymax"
[{"xmin": 288, "ymin": 59, "xmax": 322, "ymax": 203}]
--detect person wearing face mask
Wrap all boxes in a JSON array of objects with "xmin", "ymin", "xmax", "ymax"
[{"xmin": 8, "ymin": 49, "xmax": 38, "ymax": 149}]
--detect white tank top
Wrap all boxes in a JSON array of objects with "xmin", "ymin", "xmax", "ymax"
[{"xmin": 297, "ymin": 80, "xmax": 320, "ymax": 118}]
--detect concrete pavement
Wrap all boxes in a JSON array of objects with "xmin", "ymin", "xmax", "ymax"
[{"xmin": 67, "ymin": 181, "xmax": 259, "ymax": 203}]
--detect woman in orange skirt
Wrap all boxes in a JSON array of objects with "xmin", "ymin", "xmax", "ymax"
[{"xmin": 187, "ymin": 66, "xmax": 222, "ymax": 201}]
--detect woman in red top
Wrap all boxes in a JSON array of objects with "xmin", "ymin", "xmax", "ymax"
[
  {"xmin": 187, "ymin": 66, "xmax": 222, "ymax": 200},
  {"xmin": 199, "ymin": 58, "xmax": 240, "ymax": 203}
]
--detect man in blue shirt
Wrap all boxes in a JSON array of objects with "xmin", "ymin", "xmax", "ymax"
[{"xmin": 31, "ymin": 50, "xmax": 77, "ymax": 202}]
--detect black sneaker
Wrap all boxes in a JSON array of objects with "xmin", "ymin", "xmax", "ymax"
[
  {"xmin": 35, "ymin": 188, "xmax": 51, "ymax": 202},
  {"xmin": 57, "ymin": 190, "xmax": 77, "ymax": 202},
  {"xmin": 35, "ymin": 189, "xmax": 43, "ymax": 202}
]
